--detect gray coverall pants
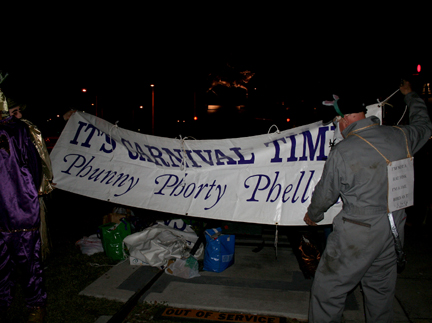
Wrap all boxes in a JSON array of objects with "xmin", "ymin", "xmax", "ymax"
[{"xmin": 309, "ymin": 209, "xmax": 400, "ymax": 322}]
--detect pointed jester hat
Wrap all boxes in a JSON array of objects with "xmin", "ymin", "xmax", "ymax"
[
  {"xmin": 0, "ymin": 71, "xmax": 9, "ymax": 117},
  {"xmin": 0, "ymin": 71, "xmax": 27, "ymax": 118},
  {"xmin": 321, "ymin": 94, "xmax": 367, "ymax": 125}
]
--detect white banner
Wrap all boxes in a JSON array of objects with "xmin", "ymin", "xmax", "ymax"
[{"xmin": 50, "ymin": 112, "xmax": 342, "ymax": 225}]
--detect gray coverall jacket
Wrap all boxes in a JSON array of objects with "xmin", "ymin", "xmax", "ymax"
[{"xmin": 307, "ymin": 92, "xmax": 432, "ymax": 323}]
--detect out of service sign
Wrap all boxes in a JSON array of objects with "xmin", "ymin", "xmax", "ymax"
[{"xmin": 161, "ymin": 308, "xmax": 286, "ymax": 323}]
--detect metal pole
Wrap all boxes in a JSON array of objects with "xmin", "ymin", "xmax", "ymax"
[
  {"xmin": 95, "ymin": 95, "xmax": 98, "ymax": 117},
  {"xmin": 151, "ymin": 85, "xmax": 155, "ymax": 135},
  {"xmin": 194, "ymin": 91, "xmax": 196, "ymax": 119}
]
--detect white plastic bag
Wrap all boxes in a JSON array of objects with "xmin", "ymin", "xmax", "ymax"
[
  {"xmin": 76, "ymin": 234, "xmax": 104, "ymax": 256},
  {"xmin": 165, "ymin": 257, "xmax": 201, "ymax": 279}
]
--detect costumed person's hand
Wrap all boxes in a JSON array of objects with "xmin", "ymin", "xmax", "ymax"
[
  {"xmin": 38, "ymin": 181, "xmax": 57, "ymax": 195},
  {"xmin": 400, "ymin": 80, "xmax": 412, "ymax": 96},
  {"xmin": 304, "ymin": 213, "xmax": 317, "ymax": 226},
  {"xmin": 63, "ymin": 109, "xmax": 77, "ymax": 120}
]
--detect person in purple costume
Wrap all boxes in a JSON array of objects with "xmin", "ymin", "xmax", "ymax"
[{"xmin": 0, "ymin": 88, "xmax": 46, "ymax": 321}]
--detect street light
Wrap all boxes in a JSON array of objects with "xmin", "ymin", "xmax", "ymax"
[{"xmin": 151, "ymin": 84, "xmax": 155, "ymax": 135}]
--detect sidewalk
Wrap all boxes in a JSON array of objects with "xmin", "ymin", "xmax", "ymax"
[{"xmin": 81, "ymin": 236, "xmax": 414, "ymax": 322}]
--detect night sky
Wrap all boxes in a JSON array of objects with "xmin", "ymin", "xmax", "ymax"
[{"xmin": 2, "ymin": 7, "xmax": 429, "ymax": 138}]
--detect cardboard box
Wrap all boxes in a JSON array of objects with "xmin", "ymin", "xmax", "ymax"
[{"xmin": 102, "ymin": 213, "xmax": 128, "ymax": 224}]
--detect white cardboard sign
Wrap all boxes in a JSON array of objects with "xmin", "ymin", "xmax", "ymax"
[{"xmin": 387, "ymin": 158, "xmax": 414, "ymax": 212}]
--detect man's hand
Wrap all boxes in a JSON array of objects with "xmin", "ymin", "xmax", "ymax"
[
  {"xmin": 304, "ymin": 213, "xmax": 317, "ymax": 226},
  {"xmin": 400, "ymin": 79, "xmax": 412, "ymax": 96},
  {"xmin": 63, "ymin": 110, "xmax": 77, "ymax": 121}
]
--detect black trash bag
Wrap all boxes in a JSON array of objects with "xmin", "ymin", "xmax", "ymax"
[{"xmin": 298, "ymin": 233, "xmax": 321, "ymax": 278}]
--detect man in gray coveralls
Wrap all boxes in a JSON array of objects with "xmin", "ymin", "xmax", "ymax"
[{"xmin": 304, "ymin": 80, "xmax": 432, "ymax": 322}]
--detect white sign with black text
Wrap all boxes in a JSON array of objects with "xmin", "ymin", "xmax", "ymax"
[{"xmin": 387, "ymin": 157, "xmax": 414, "ymax": 212}]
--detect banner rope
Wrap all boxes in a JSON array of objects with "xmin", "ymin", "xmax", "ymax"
[
  {"xmin": 108, "ymin": 121, "xmax": 119, "ymax": 161},
  {"xmin": 376, "ymin": 88, "xmax": 408, "ymax": 125},
  {"xmin": 178, "ymin": 135, "xmax": 187, "ymax": 187},
  {"xmin": 178, "ymin": 135, "xmax": 197, "ymax": 187},
  {"xmin": 397, "ymin": 105, "xmax": 408, "ymax": 125},
  {"xmin": 267, "ymin": 124, "xmax": 280, "ymax": 135}
]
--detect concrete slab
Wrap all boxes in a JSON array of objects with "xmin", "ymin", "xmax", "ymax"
[
  {"xmin": 342, "ymin": 284, "xmax": 410, "ymax": 323},
  {"xmin": 139, "ymin": 246, "xmax": 312, "ymax": 320},
  {"xmin": 395, "ymin": 278, "xmax": 432, "ymax": 321},
  {"xmin": 79, "ymin": 260, "xmax": 145, "ymax": 302},
  {"xmin": 83, "ymin": 243, "xmax": 409, "ymax": 322},
  {"xmin": 94, "ymin": 315, "xmax": 112, "ymax": 323}
]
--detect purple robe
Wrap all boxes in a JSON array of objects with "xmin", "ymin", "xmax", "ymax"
[
  {"xmin": 1, "ymin": 116, "xmax": 41, "ymax": 231},
  {"xmin": 0, "ymin": 116, "xmax": 45, "ymax": 308}
]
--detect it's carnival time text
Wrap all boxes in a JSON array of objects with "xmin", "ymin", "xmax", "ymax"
[{"xmin": 68, "ymin": 121, "xmax": 332, "ymax": 167}]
